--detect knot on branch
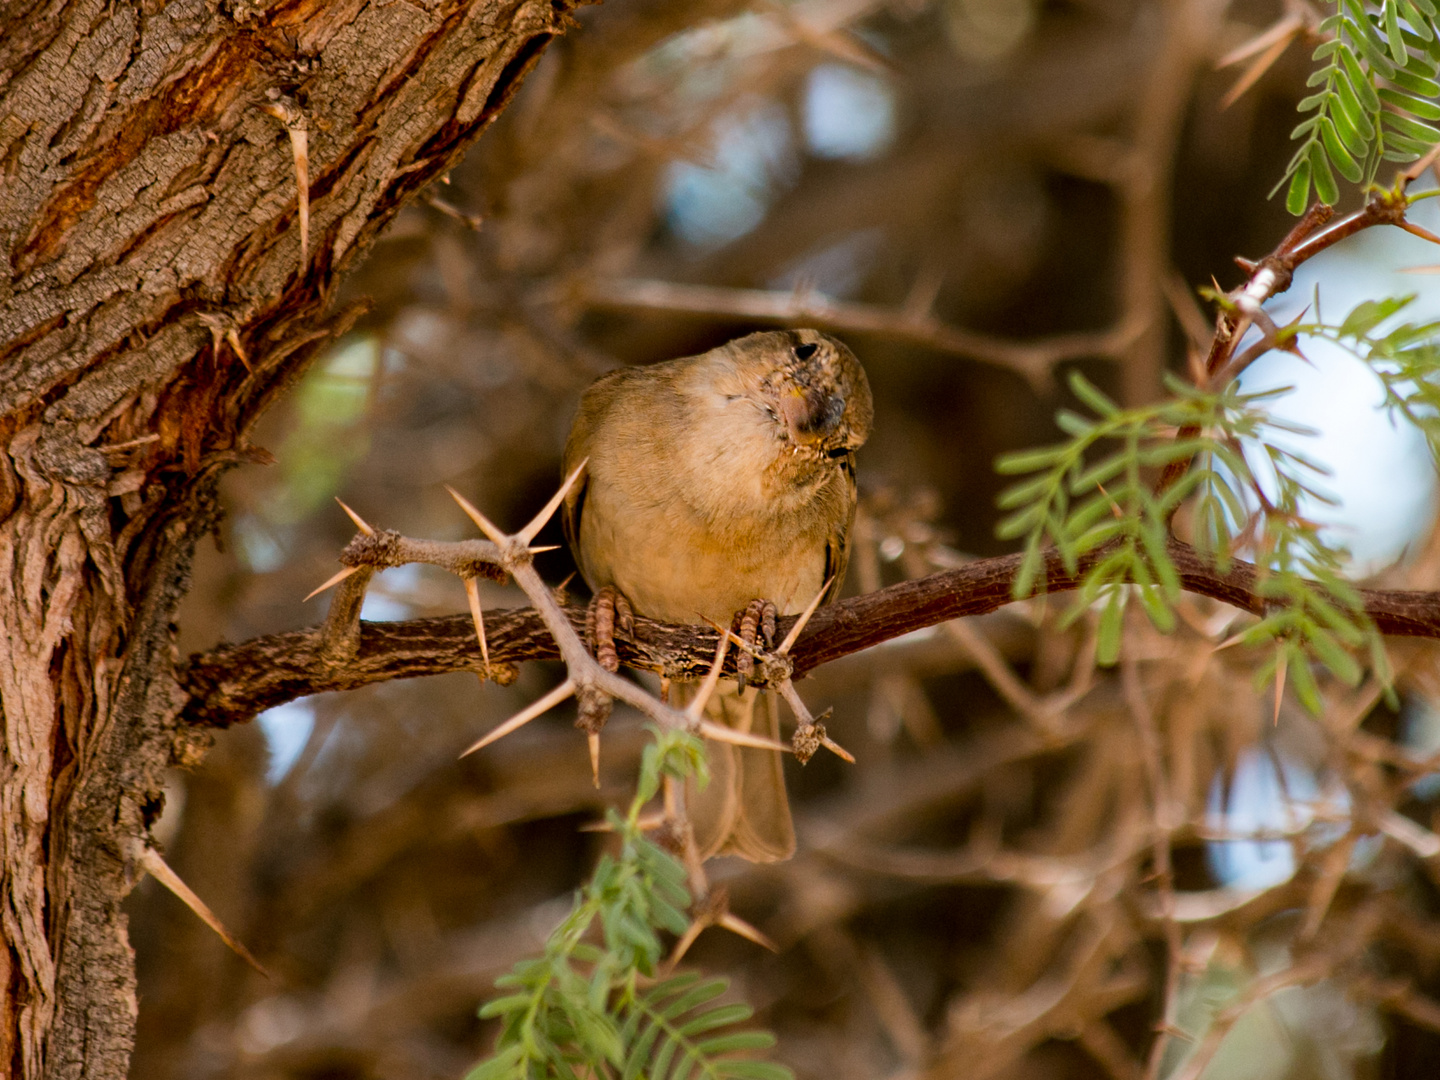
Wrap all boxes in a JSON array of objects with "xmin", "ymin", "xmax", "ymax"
[
  {"xmin": 753, "ymin": 651, "xmax": 794, "ymax": 690},
  {"xmin": 463, "ymin": 559, "xmax": 507, "ymax": 583},
  {"xmin": 1253, "ymin": 254, "xmax": 1293, "ymax": 297},
  {"xmin": 791, "ymin": 722, "xmax": 825, "ymax": 764},
  {"xmin": 575, "ymin": 684, "xmax": 612, "ymax": 734},
  {"xmin": 340, "ymin": 529, "xmax": 405, "ymax": 569}
]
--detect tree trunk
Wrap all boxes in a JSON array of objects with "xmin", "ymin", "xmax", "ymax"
[{"xmin": 0, "ymin": 2, "xmax": 570, "ymax": 1075}]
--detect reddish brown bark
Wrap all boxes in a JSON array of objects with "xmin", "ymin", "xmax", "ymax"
[{"xmin": 0, "ymin": 2, "xmax": 572, "ymax": 1076}]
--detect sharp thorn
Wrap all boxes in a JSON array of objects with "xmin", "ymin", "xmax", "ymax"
[
  {"xmin": 666, "ymin": 921, "xmax": 707, "ymax": 970},
  {"xmin": 459, "ymin": 679, "xmax": 575, "ymax": 757},
  {"xmin": 699, "ymin": 615, "xmax": 763, "ymax": 658},
  {"xmin": 463, "ymin": 575, "xmax": 490, "ymax": 670},
  {"xmin": 588, "ymin": 731, "xmax": 601, "ymax": 788},
  {"xmin": 446, "ymin": 484, "xmax": 509, "ymax": 546},
  {"xmin": 716, "ymin": 912, "xmax": 778, "ymax": 952},
  {"xmin": 820, "ymin": 735, "xmax": 857, "ymax": 764},
  {"xmin": 289, "ymin": 126, "xmax": 309, "ymax": 263},
  {"xmin": 335, "ymin": 497, "xmax": 375, "ymax": 536},
  {"xmin": 526, "ymin": 545, "xmax": 562, "ymax": 554},
  {"xmin": 303, "ymin": 565, "xmax": 359, "ymax": 602},
  {"xmin": 578, "ymin": 812, "xmax": 665, "ymax": 834},
  {"xmin": 1273, "ymin": 649, "xmax": 1287, "ymax": 726},
  {"xmin": 519, "ymin": 458, "xmax": 588, "ymax": 545},
  {"xmin": 1401, "ymin": 220, "xmax": 1440, "ymax": 247},
  {"xmin": 695, "ymin": 719, "xmax": 792, "ymax": 753},
  {"xmin": 226, "ymin": 328, "xmax": 251, "ymax": 371},
  {"xmin": 136, "ymin": 847, "xmax": 270, "ymax": 978},
  {"xmin": 686, "ymin": 633, "xmax": 731, "ymax": 721},
  {"xmin": 777, "ymin": 576, "xmax": 833, "ymax": 656}
]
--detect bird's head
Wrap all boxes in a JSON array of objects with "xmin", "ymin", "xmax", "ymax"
[{"xmin": 724, "ymin": 329, "xmax": 873, "ymax": 469}]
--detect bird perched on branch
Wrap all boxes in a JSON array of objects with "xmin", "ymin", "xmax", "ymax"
[{"xmin": 562, "ymin": 329, "xmax": 872, "ymax": 862}]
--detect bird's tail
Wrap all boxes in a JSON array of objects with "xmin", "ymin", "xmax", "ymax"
[{"xmin": 673, "ymin": 680, "xmax": 795, "ymax": 863}]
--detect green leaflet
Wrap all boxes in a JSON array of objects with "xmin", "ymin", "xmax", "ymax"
[
  {"xmin": 1282, "ymin": 2, "xmax": 1440, "ymax": 213},
  {"xmin": 995, "ymin": 352, "xmax": 1390, "ymax": 706},
  {"xmin": 469, "ymin": 728, "xmax": 792, "ymax": 1080}
]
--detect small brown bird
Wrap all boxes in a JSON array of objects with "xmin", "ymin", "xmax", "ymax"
[{"xmin": 562, "ymin": 329, "xmax": 872, "ymax": 861}]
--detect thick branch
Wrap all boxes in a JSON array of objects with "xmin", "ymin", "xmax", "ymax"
[{"xmin": 180, "ymin": 538, "xmax": 1440, "ymax": 728}]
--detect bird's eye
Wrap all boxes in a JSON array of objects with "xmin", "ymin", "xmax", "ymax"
[{"xmin": 794, "ymin": 343, "xmax": 818, "ymax": 361}]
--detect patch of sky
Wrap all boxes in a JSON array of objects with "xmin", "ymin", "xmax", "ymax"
[
  {"xmin": 1205, "ymin": 748, "xmax": 1364, "ymax": 890},
  {"xmin": 233, "ymin": 513, "xmax": 288, "ymax": 574},
  {"xmin": 358, "ymin": 563, "xmax": 420, "ymax": 622},
  {"xmin": 664, "ymin": 101, "xmax": 797, "ymax": 248},
  {"xmin": 1402, "ymin": 695, "xmax": 1440, "ymax": 799},
  {"xmin": 1237, "ymin": 194, "xmax": 1440, "ymax": 574},
  {"xmin": 802, "ymin": 64, "xmax": 896, "ymax": 161},
  {"xmin": 768, "ymin": 227, "xmax": 885, "ymax": 299},
  {"xmin": 258, "ymin": 700, "xmax": 315, "ymax": 784}
]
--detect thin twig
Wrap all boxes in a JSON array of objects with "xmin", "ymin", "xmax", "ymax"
[{"xmin": 570, "ymin": 277, "xmax": 1144, "ymax": 391}]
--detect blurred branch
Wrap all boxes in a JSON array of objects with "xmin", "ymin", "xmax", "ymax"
[
  {"xmin": 570, "ymin": 277, "xmax": 1143, "ymax": 390},
  {"xmin": 180, "ymin": 536, "xmax": 1440, "ymax": 728},
  {"xmin": 1158, "ymin": 187, "xmax": 1416, "ymax": 496},
  {"xmin": 1114, "ymin": 0, "xmax": 1229, "ymax": 405}
]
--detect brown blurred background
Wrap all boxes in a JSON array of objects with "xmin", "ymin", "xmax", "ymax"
[{"xmin": 129, "ymin": 1, "xmax": 1440, "ymax": 1077}]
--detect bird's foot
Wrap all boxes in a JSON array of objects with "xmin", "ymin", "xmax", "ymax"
[
  {"xmin": 585, "ymin": 586, "xmax": 634, "ymax": 673},
  {"xmin": 732, "ymin": 599, "xmax": 778, "ymax": 692}
]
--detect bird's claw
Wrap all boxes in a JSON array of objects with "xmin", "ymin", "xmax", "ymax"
[
  {"xmin": 733, "ymin": 599, "xmax": 778, "ymax": 692},
  {"xmin": 585, "ymin": 586, "xmax": 634, "ymax": 672}
]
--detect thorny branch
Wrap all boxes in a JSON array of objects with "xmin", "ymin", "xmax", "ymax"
[
  {"xmin": 181, "ymin": 534, "xmax": 1440, "ymax": 729},
  {"xmin": 239, "ymin": 477, "xmax": 851, "ymax": 951},
  {"xmin": 1158, "ymin": 181, "xmax": 1432, "ymax": 497}
]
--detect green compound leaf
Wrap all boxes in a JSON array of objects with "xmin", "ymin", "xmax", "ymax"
[
  {"xmin": 470, "ymin": 732, "xmax": 789, "ymax": 1080},
  {"xmin": 995, "ymin": 358, "xmax": 1392, "ymax": 702},
  {"xmin": 1278, "ymin": 2, "xmax": 1440, "ymax": 213}
]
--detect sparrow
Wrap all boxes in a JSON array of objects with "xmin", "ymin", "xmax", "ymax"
[{"xmin": 561, "ymin": 328, "xmax": 873, "ymax": 862}]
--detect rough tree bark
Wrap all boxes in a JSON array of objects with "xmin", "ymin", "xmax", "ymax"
[{"xmin": 0, "ymin": 2, "xmax": 573, "ymax": 1076}]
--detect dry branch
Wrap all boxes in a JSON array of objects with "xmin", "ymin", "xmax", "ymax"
[
  {"xmin": 180, "ymin": 537, "xmax": 1440, "ymax": 728},
  {"xmin": 571, "ymin": 276, "xmax": 1141, "ymax": 390}
]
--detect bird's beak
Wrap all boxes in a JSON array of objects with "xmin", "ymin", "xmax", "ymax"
[{"xmin": 777, "ymin": 387, "xmax": 844, "ymax": 445}]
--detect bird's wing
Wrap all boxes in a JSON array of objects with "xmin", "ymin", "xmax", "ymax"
[
  {"xmin": 821, "ymin": 454, "xmax": 858, "ymax": 606},
  {"xmin": 561, "ymin": 368, "xmax": 630, "ymax": 557}
]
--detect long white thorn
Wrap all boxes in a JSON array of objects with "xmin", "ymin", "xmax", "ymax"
[
  {"xmin": 460, "ymin": 679, "xmax": 575, "ymax": 757},
  {"xmin": 136, "ymin": 846, "xmax": 270, "ymax": 977},
  {"xmin": 717, "ymin": 912, "xmax": 778, "ymax": 952},
  {"xmin": 695, "ymin": 720, "xmax": 792, "ymax": 754},
  {"xmin": 588, "ymin": 732, "xmax": 601, "ymax": 788},
  {"xmin": 667, "ymin": 920, "xmax": 707, "ymax": 970},
  {"xmin": 819, "ymin": 734, "xmax": 857, "ymax": 764},
  {"xmin": 303, "ymin": 565, "xmax": 359, "ymax": 602},
  {"xmin": 518, "ymin": 458, "xmax": 588, "ymax": 545},
  {"xmin": 777, "ymin": 576, "xmax": 833, "ymax": 656},
  {"xmin": 580, "ymin": 811, "xmax": 667, "ymax": 834},
  {"xmin": 335, "ymin": 498, "xmax": 374, "ymax": 535},
  {"xmin": 463, "ymin": 575, "xmax": 490, "ymax": 670},
  {"xmin": 445, "ymin": 485, "xmax": 508, "ymax": 546},
  {"xmin": 686, "ymin": 634, "xmax": 731, "ymax": 721},
  {"xmin": 700, "ymin": 615, "xmax": 762, "ymax": 659}
]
